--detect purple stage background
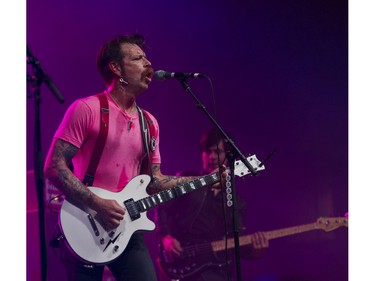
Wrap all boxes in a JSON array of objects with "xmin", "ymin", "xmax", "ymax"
[{"xmin": 27, "ymin": 1, "xmax": 348, "ymax": 281}]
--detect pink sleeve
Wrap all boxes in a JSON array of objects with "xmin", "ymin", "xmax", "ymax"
[{"xmin": 54, "ymin": 100, "xmax": 94, "ymax": 148}]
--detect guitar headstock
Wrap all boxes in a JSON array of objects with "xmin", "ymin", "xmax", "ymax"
[
  {"xmin": 315, "ymin": 217, "xmax": 348, "ymax": 232},
  {"xmin": 234, "ymin": 154, "xmax": 265, "ymax": 177}
]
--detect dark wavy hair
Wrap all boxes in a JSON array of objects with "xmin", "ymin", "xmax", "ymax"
[
  {"xmin": 199, "ymin": 128, "xmax": 229, "ymax": 152},
  {"xmin": 96, "ymin": 34, "xmax": 146, "ymax": 85}
]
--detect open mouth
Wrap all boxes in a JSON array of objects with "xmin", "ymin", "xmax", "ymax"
[{"xmin": 144, "ymin": 70, "xmax": 154, "ymax": 82}]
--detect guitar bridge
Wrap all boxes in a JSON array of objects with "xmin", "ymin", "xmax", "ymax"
[{"xmin": 124, "ymin": 199, "xmax": 140, "ymax": 221}]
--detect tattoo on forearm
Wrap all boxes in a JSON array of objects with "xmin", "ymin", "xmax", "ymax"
[
  {"xmin": 147, "ymin": 164, "xmax": 197, "ymax": 194},
  {"xmin": 46, "ymin": 139, "xmax": 95, "ymax": 207},
  {"xmin": 150, "ymin": 175, "xmax": 196, "ymax": 193},
  {"xmin": 151, "ymin": 165, "xmax": 160, "ymax": 174}
]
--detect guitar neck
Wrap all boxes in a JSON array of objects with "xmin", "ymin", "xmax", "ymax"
[
  {"xmin": 211, "ymin": 222, "xmax": 319, "ymax": 252},
  {"xmin": 136, "ymin": 172, "xmax": 221, "ymax": 213},
  {"xmin": 133, "ymin": 155, "xmax": 263, "ymax": 215}
]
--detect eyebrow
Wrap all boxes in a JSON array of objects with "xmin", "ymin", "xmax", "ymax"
[{"xmin": 125, "ymin": 49, "xmax": 146, "ymax": 58}]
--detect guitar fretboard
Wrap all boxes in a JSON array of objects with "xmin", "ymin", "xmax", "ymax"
[
  {"xmin": 211, "ymin": 217, "xmax": 348, "ymax": 252},
  {"xmin": 265, "ymin": 223, "xmax": 317, "ymax": 240},
  {"xmin": 136, "ymin": 172, "xmax": 220, "ymax": 212}
]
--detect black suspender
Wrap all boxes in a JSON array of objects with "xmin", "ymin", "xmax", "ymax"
[{"xmin": 82, "ymin": 93, "xmax": 109, "ymax": 186}]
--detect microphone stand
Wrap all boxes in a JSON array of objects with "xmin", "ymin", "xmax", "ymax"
[
  {"xmin": 176, "ymin": 78, "xmax": 260, "ymax": 281},
  {"xmin": 27, "ymin": 46, "xmax": 64, "ymax": 281}
]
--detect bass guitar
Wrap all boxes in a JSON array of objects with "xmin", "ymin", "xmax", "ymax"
[
  {"xmin": 59, "ymin": 154, "xmax": 264, "ymax": 264},
  {"xmin": 158, "ymin": 216, "xmax": 348, "ymax": 279}
]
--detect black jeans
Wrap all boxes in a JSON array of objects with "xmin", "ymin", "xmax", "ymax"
[{"xmin": 59, "ymin": 232, "xmax": 157, "ymax": 281}]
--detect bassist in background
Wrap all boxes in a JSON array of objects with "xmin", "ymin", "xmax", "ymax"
[
  {"xmin": 155, "ymin": 129, "xmax": 269, "ymax": 281},
  {"xmin": 44, "ymin": 34, "xmax": 224, "ymax": 281}
]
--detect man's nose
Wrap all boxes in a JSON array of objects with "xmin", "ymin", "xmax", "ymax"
[{"xmin": 144, "ymin": 57, "xmax": 152, "ymax": 66}]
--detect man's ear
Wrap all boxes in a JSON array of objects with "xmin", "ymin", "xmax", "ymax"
[{"xmin": 108, "ymin": 61, "xmax": 121, "ymax": 77}]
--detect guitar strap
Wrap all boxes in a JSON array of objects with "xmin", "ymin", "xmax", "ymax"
[
  {"xmin": 137, "ymin": 106, "xmax": 157, "ymax": 182},
  {"xmin": 82, "ymin": 93, "xmax": 109, "ymax": 186}
]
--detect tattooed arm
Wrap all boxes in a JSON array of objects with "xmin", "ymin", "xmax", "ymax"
[
  {"xmin": 44, "ymin": 138, "xmax": 125, "ymax": 229},
  {"xmin": 147, "ymin": 163, "xmax": 226, "ymax": 194},
  {"xmin": 146, "ymin": 164, "xmax": 197, "ymax": 194}
]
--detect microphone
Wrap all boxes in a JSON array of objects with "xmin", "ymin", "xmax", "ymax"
[{"xmin": 154, "ymin": 70, "xmax": 206, "ymax": 80}]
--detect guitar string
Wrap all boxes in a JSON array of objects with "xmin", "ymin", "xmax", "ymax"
[{"xmin": 178, "ymin": 243, "xmax": 217, "ymax": 259}]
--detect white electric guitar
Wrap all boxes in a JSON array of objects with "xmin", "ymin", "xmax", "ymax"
[{"xmin": 59, "ymin": 155, "xmax": 264, "ymax": 265}]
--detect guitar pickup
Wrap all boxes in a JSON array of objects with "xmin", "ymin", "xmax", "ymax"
[
  {"xmin": 87, "ymin": 214, "xmax": 100, "ymax": 236},
  {"xmin": 124, "ymin": 199, "xmax": 141, "ymax": 221}
]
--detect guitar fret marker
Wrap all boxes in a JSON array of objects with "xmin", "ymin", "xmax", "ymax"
[
  {"xmin": 160, "ymin": 191, "xmax": 167, "ymax": 202},
  {"xmin": 166, "ymin": 189, "xmax": 174, "ymax": 200},
  {"xmin": 145, "ymin": 197, "xmax": 153, "ymax": 208},
  {"xmin": 150, "ymin": 196, "xmax": 157, "ymax": 205},
  {"xmin": 141, "ymin": 200, "xmax": 147, "ymax": 210},
  {"xmin": 156, "ymin": 193, "xmax": 162, "ymax": 202},
  {"xmin": 144, "ymin": 199, "xmax": 150, "ymax": 209}
]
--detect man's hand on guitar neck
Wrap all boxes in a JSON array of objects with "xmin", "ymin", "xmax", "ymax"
[
  {"xmin": 211, "ymin": 164, "xmax": 228, "ymax": 190},
  {"xmin": 252, "ymin": 231, "xmax": 269, "ymax": 249},
  {"xmin": 162, "ymin": 235, "xmax": 183, "ymax": 257},
  {"xmin": 248, "ymin": 231, "xmax": 269, "ymax": 258}
]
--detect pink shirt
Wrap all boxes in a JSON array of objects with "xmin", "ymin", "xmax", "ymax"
[{"xmin": 54, "ymin": 92, "xmax": 161, "ymax": 192}]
